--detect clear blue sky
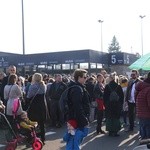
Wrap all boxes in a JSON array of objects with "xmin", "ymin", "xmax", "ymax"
[{"xmin": 0, "ymin": 0, "xmax": 150, "ymax": 55}]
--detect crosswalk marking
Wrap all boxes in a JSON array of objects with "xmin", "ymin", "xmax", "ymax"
[
  {"xmin": 0, "ymin": 144, "xmax": 5, "ymax": 148},
  {"xmin": 45, "ymin": 131, "xmax": 56, "ymax": 136}
]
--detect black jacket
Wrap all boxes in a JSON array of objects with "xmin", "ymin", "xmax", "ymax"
[
  {"xmin": 103, "ymin": 80, "xmax": 124, "ymax": 119},
  {"xmin": 49, "ymin": 81, "xmax": 67, "ymax": 101},
  {"xmin": 68, "ymin": 82, "xmax": 90, "ymax": 128}
]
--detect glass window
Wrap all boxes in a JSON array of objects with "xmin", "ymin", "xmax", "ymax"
[
  {"xmin": 80, "ymin": 63, "xmax": 88, "ymax": 69},
  {"xmin": 62, "ymin": 64, "xmax": 70, "ymax": 70},
  {"xmin": 90, "ymin": 63, "xmax": 96, "ymax": 69},
  {"xmin": 55, "ymin": 64, "xmax": 61, "ymax": 70},
  {"xmin": 97, "ymin": 63, "xmax": 103, "ymax": 69}
]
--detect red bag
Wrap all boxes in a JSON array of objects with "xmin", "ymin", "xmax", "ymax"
[{"xmin": 96, "ymin": 98, "xmax": 105, "ymax": 110}]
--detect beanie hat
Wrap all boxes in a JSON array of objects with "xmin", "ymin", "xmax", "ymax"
[{"xmin": 67, "ymin": 119, "xmax": 77, "ymax": 129}]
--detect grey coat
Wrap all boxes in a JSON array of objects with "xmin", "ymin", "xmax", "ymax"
[{"xmin": 4, "ymin": 84, "xmax": 22, "ymax": 115}]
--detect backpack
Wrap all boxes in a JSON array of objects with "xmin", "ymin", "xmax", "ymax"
[
  {"xmin": 108, "ymin": 85, "xmax": 119, "ymax": 102},
  {"xmin": 59, "ymin": 85, "xmax": 83, "ymax": 115}
]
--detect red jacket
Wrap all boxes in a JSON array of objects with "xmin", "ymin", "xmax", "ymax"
[{"xmin": 135, "ymin": 80, "xmax": 150, "ymax": 119}]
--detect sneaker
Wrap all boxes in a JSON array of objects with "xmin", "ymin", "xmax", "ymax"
[{"xmin": 100, "ymin": 130, "xmax": 106, "ymax": 134}]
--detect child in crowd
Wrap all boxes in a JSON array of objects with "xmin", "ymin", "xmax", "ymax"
[
  {"xmin": 19, "ymin": 111, "xmax": 38, "ymax": 144},
  {"xmin": 63, "ymin": 119, "xmax": 88, "ymax": 150}
]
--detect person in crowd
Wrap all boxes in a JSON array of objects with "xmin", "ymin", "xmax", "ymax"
[
  {"xmin": 93, "ymin": 73, "xmax": 106, "ymax": 134},
  {"xmin": 85, "ymin": 76, "xmax": 96, "ymax": 122},
  {"xmin": 24, "ymin": 74, "xmax": 29, "ymax": 87},
  {"xmin": 19, "ymin": 111, "xmax": 38, "ymax": 145},
  {"xmin": 24, "ymin": 75, "xmax": 33, "ymax": 96},
  {"xmin": 125, "ymin": 69, "xmax": 141, "ymax": 132},
  {"xmin": 4, "ymin": 74, "xmax": 23, "ymax": 131},
  {"xmin": 63, "ymin": 119, "xmax": 88, "ymax": 150},
  {"xmin": 48, "ymin": 74, "xmax": 67, "ymax": 128},
  {"xmin": 103, "ymin": 72, "xmax": 124, "ymax": 136},
  {"xmin": 1, "ymin": 65, "xmax": 16, "ymax": 104},
  {"xmin": 43, "ymin": 74, "xmax": 49, "ymax": 85},
  {"xmin": 0, "ymin": 71, "xmax": 6, "ymax": 100},
  {"xmin": 67, "ymin": 69, "xmax": 90, "ymax": 129},
  {"xmin": 26, "ymin": 73, "xmax": 47, "ymax": 144},
  {"xmin": 120, "ymin": 77, "xmax": 129, "ymax": 126},
  {"xmin": 135, "ymin": 72, "xmax": 150, "ymax": 140}
]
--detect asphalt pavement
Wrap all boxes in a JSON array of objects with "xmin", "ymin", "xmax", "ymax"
[{"xmin": 0, "ymin": 120, "xmax": 142, "ymax": 150}]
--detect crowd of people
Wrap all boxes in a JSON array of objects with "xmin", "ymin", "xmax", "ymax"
[{"xmin": 0, "ymin": 65, "xmax": 150, "ymax": 149}]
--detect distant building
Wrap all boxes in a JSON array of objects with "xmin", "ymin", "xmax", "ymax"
[{"xmin": 0, "ymin": 49, "xmax": 138, "ymax": 76}]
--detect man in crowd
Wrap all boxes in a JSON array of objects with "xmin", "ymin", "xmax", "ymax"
[
  {"xmin": 67, "ymin": 69, "xmax": 90, "ymax": 129},
  {"xmin": 48, "ymin": 74, "xmax": 67, "ymax": 128},
  {"xmin": 125, "ymin": 69, "xmax": 141, "ymax": 132},
  {"xmin": 0, "ymin": 65, "xmax": 16, "ymax": 104}
]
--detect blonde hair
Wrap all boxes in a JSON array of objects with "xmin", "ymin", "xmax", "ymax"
[{"xmin": 32, "ymin": 73, "xmax": 44, "ymax": 85}]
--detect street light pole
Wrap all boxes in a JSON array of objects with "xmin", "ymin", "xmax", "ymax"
[
  {"xmin": 98, "ymin": 20, "xmax": 104, "ymax": 52},
  {"xmin": 139, "ymin": 15, "xmax": 146, "ymax": 56},
  {"xmin": 21, "ymin": 0, "xmax": 25, "ymax": 55}
]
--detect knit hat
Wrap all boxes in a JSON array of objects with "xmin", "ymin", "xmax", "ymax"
[{"xmin": 67, "ymin": 119, "xmax": 77, "ymax": 129}]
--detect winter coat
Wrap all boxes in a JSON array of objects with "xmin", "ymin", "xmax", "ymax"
[
  {"xmin": 68, "ymin": 82, "xmax": 90, "ymax": 128},
  {"xmin": 85, "ymin": 82, "xmax": 95, "ymax": 102},
  {"xmin": 20, "ymin": 118, "xmax": 37, "ymax": 130},
  {"xmin": 49, "ymin": 81, "xmax": 67, "ymax": 101},
  {"xmin": 135, "ymin": 79, "xmax": 150, "ymax": 119},
  {"xmin": 27, "ymin": 82, "xmax": 47, "ymax": 122},
  {"xmin": 93, "ymin": 82, "xmax": 105, "ymax": 110},
  {"xmin": 103, "ymin": 80, "xmax": 124, "ymax": 119},
  {"xmin": 4, "ymin": 84, "xmax": 23, "ymax": 116},
  {"xmin": 63, "ymin": 127, "xmax": 88, "ymax": 150}
]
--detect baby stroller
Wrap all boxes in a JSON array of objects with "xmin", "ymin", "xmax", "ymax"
[
  {"xmin": 0, "ymin": 111, "xmax": 18, "ymax": 150},
  {"xmin": 3, "ymin": 98, "xmax": 43, "ymax": 150}
]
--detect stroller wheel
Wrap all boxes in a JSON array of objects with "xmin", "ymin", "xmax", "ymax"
[{"xmin": 32, "ymin": 140, "xmax": 43, "ymax": 150}]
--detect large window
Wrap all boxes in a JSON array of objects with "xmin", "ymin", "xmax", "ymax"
[
  {"xmin": 62, "ymin": 64, "xmax": 70, "ymax": 70},
  {"xmin": 55, "ymin": 64, "xmax": 61, "ymax": 70},
  {"xmin": 90, "ymin": 63, "xmax": 96, "ymax": 69},
  {"xmin": 97, "ymin": 63, "xmax": 103, "ymax": 68},
  {"xmin": 80, "ymin": 63, "xmax": 88, "ymax": 69}
]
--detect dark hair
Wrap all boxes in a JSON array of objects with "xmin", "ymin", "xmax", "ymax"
[
  {"xmin": 132, "ymin": 69, "xmax": 139, "ymax": 75},
  {"xmin": 73, "ymin": 69, "xmax": 87, "ymax": 82},
  {"xmin": 8, "ymin": 74, "xmax": 17, "ymax": 85},
  {"xmin": 28, "ymin": 75, "xmax": 33, "ymax": 83}
]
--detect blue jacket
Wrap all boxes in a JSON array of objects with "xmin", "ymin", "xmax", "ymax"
[{"xmin": 63, "ymin": 127, "xmax": 88, "ymax": 150}]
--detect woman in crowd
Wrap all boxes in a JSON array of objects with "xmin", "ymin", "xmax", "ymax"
[
  {"xmin": 93, "ymin": 73, "xmax": 106, "ymax": 134},
  {"xmin": 103, "ymin": 73, "xmax": 124, "ymax": 137},
  {"xmin": 26, "ymin": 73, "xmax": 47, "ymax": 144},
  {"xmin": 4, "ymin": 74, "xmax": 23, "ymax": 131}
]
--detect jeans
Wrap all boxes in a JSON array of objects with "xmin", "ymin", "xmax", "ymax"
[{"xmin": 139, "ymin": 118, "xmax": 150, "ymax": 139}]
